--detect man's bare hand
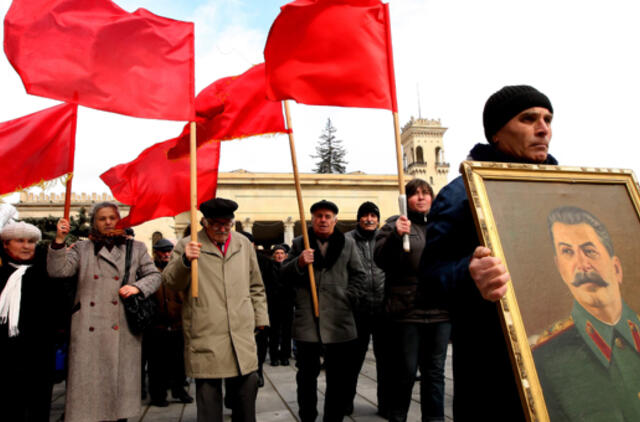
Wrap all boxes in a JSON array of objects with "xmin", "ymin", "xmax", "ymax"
[
  {"xmin": 298, "ymin": 249, "xmax": 314, "ymax": 267},
  {"xmin": 468, "ymin": 246, "xmax": 510, "ymax": 302},
  {"xmin": 184, "ymin": 241, "xmax": 202, "ymax": 261},
  {"xmin": 395, "ymin": 215, "xmax": 411, "ymax": 236}
]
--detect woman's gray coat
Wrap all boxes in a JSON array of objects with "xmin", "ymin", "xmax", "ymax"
[{"xmin": 48, "ymin": 240, "xmax": 161, "ymax": 422}]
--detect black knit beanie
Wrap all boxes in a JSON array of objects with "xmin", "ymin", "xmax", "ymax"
[
  {"xmin": 357, "ymin": 201, "xmax": 380, "ymax": 221},
  {"xmin": 483, "ymin": 85, "xmax": 553, "ymax": 143}
]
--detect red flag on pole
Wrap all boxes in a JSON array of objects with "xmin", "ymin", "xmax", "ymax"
[
  {"xmin": 0, "ymin": 103, "xmax": 78, "ymax": 196},
  {"xmin": 167, "ymin": 63, "xmax": 289, "ymax": 159},
  {"xmin": 4, "ymin": 0, "xmax": 195, "ymax": 121},
  {"xmin": 264, "ymin": 0, "xmax": 396, "ymax": 111},
  {"xmin": 100, "ymin": 137, "xmax": 220, "ymax": 228}
]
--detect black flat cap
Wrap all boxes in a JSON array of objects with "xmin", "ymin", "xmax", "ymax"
[
  {"xmin": 200, "ymin": 197, "xmax": 238, "ymax": 219},
  {"xmin": 310, "ymin": 199, "xmax": 338, "ymax": 215},
  {"xmin": 273, "ymin": 243, "xmax": 289, "ymax": 253},
  {"xmin": 153, "ymin": 238, "xmax": 174, "ymax": 252}
]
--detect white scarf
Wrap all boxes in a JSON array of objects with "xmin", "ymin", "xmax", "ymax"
[{"xmin": 0, "ymin": 263, "xmax": 31, "ymax": 337}]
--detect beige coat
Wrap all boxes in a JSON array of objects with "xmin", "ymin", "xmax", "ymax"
[
  {"xmin": 47, "ymin": 240, "xmax": 161, "ymax": 422},
  {"xmin": 163, "ymin": 230, "xmax": 269, "ymax": 378}
]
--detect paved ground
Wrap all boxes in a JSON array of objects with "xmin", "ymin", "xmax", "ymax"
[{"xmin": 49, "ymin": 345, "xmax": 453, "ymax": 421}]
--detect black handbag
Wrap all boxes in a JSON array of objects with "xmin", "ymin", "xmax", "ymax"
[{"xmin": 121, "ymin": 239, "xmax": 156, "ymax": 335}]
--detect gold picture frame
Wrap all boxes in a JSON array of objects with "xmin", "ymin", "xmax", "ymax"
[{"xmin": 461, "ymin": 161, "xmax": 640, "ymax": 422}]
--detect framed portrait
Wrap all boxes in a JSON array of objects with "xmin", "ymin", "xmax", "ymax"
[{"xmin": 461, "ymin": 161, "xmax": 640, "ymax": 422}]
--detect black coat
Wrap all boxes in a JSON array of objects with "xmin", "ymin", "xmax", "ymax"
[
  {"xmin": 0, "ymin": 245, "xmax": 66, "ymax": 421},
  {"xmin": 420, "ymin": 143, "xmax": 558, "ymax": 421}
]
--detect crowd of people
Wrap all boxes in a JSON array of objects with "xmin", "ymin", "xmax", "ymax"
[{"xmin": 0, "ymin": 84, "xmax": 559, "ymax": 422}]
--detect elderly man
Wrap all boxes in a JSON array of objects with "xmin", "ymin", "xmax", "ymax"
[
  {"xmin": 344, "ymin": 201, "xmax": 388, "ymax": 416},
  {"xmin": 421, "ymin": 85, "xmax": 556, "ymax": 420},
  {"xmin": 532, "ymin": 206, "xmax": 640, "ymax": 420},
  {"xmin": 163, "ymin": 198, "xmax": 268, "ymax": 422},
  {"xmin": 282, "ymin": 199, "xmax": 366, "ymax": 422}
]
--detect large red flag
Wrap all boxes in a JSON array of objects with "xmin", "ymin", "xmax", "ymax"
[
  {"xmin": 100, "ymin": 138, "xmax": 220, "ymax": 228},
  {"xmin": 264, "ymin": 0, "xmax": 396, "ymax": 111},
  {"xmin": 4, "ymin": 0, "xmax": 195, "ymax": 121},
  {"xmin": 0, "ymin": 103, "xmax": 77, "ymax": 195},
  {"xmin": 167, "ymin": 63, "xmax": 289, "ymax": 158}
]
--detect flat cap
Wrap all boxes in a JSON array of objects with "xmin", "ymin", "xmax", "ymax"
[
  {"xmin": 1, "ymin": 221, "xmax": 41, "ymax": 241},
  {"xmin": 310, "ymin": 199, "xmax": 338, "ymax": 215},
  {"xmin": 200, "ymin": 197, "xmax": 238, "ymax": 219},
  {"xmin": 153, "ymin": 238, "xmax": 174, "ymax": 252}
]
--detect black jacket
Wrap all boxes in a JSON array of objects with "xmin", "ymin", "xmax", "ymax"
[{"xmin": 421, "ymin": 143, "xmax": 558, "ymax": 421}]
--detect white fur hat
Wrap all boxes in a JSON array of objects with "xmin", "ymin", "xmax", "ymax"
[{"xmin": 1, "ymin": 221, "xmax": 42, "ymax": 242}]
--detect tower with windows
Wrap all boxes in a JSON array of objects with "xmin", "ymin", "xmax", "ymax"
[{"xmin": 400, "ymin": 117, "xmax": 450, "ymax": 194}]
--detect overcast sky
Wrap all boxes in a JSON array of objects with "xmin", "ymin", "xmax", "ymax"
[{"xmin": 2, "ymin": 0, "xmax": 640, "ymax": 201}]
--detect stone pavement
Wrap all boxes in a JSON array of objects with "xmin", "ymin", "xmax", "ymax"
[{"xmin": 49, "ymin": 345, "xmax": 453, "ymax": 421}]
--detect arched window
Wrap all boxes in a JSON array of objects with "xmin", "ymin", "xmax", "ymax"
[
  {"xmin": 416, "ymin": 146, "xmax": 424, "ymax": 163},
  {"xmin": 435, "ymin": 147, "xmax": 443, "ymax": 163}
]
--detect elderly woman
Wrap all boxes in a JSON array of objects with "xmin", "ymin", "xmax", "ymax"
[
  {"xmin": 0, "ymin": 221, "xmax": 60, "ymax": 421},
  {"xmin": 48, "ymin": 202, "xmax": 161, "ymax": 422}
]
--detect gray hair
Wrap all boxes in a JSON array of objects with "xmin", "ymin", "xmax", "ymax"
[
  {"xmin": 90, "ymin": 202, "xmax": 120, "ymax": 229},
  {"xmin": 547, "ymin": 206, "xmax": 614, "ymax": 257}
]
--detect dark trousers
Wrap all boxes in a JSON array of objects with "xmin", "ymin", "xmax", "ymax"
[
  {"xmin": 346, "ymin": 312, "xmax": 390, "ymax": 412},
  {"xmin": 388, "ymin": 321, "xmax": 451, "ymax": 422},
  {"xmin": 296, "ymin": 340, "xmax": 356, "ymax": 422},
  {"xmin": 146, "ymin": 328, "xmax": 187, "ymax": 401},
  {"xmin": 195, "ymin": 373, "xmax": 258, "ymax": 422},
  {"xmin": 256, "ymin": 329, "xmax": 268, "ymax": 379},
  {"xmin": 268, "ymin": 301, "xmax": 293, "ymax": 362}
]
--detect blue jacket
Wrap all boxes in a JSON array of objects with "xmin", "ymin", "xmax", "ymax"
[{"xmin": 421, "ymin": 143, "xmax": 557, "ymax": 421}]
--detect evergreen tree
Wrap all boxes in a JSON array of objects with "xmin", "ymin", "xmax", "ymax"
[
  {"xmin": 312, "ymin": 118, "xmax": 347, "ymax": 174},
  {"xmin": 22, "ymin": 207, "xmax": 90, "ymax": 244}
]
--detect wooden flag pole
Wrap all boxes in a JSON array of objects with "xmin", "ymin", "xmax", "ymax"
[
  {"xmin": 384, "ymin": 3, "xmax": 410, "ymax": 252},
  {"xmin": 63, "ymin": 175, "xmax": 73, "ymax": 220},
  {"xmin": 189, "ymin": 121, "xmax": 199, "ymax": 298},
  {"xmin": 392, "ymin": 112, "xmax": 410, "ymax": 252},
  {"xmin": 283, "ymin": 101, "xmax": 319, "ymax": 318}
]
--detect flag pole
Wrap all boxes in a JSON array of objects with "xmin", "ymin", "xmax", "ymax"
[
  {"xmin": 283, "ymin": 100, "xmax": 319, "ymax": 318},
  {"xmin": 63, "ymin": 105, "xmax": 79, "ymax": 221},
  {"xmin": 189, "ymin": 121, "xmax": 199, "ymax": 298},
  {"xmin": 63, "ymin": 176, "xmax": 73, "ymax": 220},
  {"xmin": 384, "ymin": 3, "xmax": 410, "ymax": 252}
]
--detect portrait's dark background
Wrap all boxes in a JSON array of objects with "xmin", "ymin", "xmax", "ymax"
[{"xmin": 484, "ymin": 180, "xmax": 640, "ymax": 343}]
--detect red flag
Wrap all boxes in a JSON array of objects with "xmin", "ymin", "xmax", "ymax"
[
  {"xmin": 4, "ymin": 0, "xmax": 195, "ymax": 121},
  {"xmin": 100, "ymin": 137, "xmax": 220, "ymax": 227},
  {"xmin": 0, "ymin": 103, "xmax": 77, "ymax": 195},
  {"xmin": 264, "ymin": 0, "xmax": 397, "ymax": 111},
  {"xmin": 167, "ymin": 63, "xmax": 289, "ymax": 159}
]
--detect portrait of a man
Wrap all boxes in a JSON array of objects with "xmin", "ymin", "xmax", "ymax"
[{"xmin": 532, "ymin": 206, "xmax": 640, "ymax": 421}]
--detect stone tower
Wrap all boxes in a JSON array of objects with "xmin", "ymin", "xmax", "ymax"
[{"xmin": 400, "ymin": 117, "xmax": 450, "ymax": 194}]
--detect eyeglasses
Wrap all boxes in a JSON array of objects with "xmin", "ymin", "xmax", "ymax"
[{"xmin": 205, "ymin": 219, "xmax": 234, "ymax": 229}]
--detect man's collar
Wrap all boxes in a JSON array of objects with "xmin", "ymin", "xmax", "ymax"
[
  {"xmin": 571, "ymin": 300, "xmax": 640, "ymax": 367},
  {"xmin": 467, "ymin": 143, "xmax": 558, "ymax": 165}
]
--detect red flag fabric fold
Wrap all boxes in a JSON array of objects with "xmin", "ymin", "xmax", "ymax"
[
  {"xmin": 100, "ymin": 137, "xmax": 220, "ymax": 228},
  {"xmin": 264, "ymin": 0, "xmax": 396, "ymax": 111},
  {"xmin": 167, "ymin": 63, "xmax": 288, "ymax": 159},
  {"xmin": 4, "ymin": 0, "xmax": 195, "ymax": 121},
  {"xmin": 0, "ymin": 103, "xmax": 77, "ymax": 195}
]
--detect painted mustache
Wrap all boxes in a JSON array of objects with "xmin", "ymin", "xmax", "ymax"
[{"xmin": 572, "ymin": 271, "xmax": 609, "ymax": 288}]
